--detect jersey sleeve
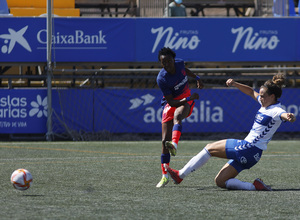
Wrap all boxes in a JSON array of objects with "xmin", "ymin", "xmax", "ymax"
[{"xmin": 274, "ymin": 107, "xmax": 287, "ymax": 121}]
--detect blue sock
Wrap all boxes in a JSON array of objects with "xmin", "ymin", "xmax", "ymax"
[
  {"xmin": 161, "ymin": 153, "xmax": 171, "ymax": 175},
  {"xmin": 172, "ymin": 124, "xmax": 182, "ymax": 132},
  {"xmin": 161, "ymin": 153, "xmax": 171, "ymax": 164}
]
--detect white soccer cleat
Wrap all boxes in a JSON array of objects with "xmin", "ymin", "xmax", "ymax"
[{"xmin": 156, "ymin": 176, "xmax": 169, "ymax": 188}]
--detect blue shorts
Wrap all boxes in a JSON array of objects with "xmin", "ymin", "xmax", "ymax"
[{"xmin": 225, "ymin": 139, "xmax": 263, "ymax": 173}]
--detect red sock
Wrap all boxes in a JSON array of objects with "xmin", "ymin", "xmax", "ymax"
[
  {"xmin": 161, "ymin": 163, "xmax": 169, "ymax": 175},
  {"xmin": 172, "ymin": 124, "xmax": 182, "ymax": 145}
]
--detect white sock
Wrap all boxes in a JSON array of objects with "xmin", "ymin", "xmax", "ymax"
[
  {"xmin": 179, "ymin": 147, "xmax": 211, "ymax": 178},
  {"xmin": 225, "ymin": 178, "xmax": 256, "ymax": 191}
]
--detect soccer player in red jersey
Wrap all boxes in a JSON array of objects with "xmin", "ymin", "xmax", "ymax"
[{"xmin": 156, "ymin": 47, "xmax": 203, "ymax": 188}]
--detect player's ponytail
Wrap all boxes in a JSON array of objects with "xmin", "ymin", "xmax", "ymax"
[
  {"xmin": 272, "ymin": 73, "xmax": 286, "ymax": 88},
  {"xmin": 262, "ymin": 73, "xmax": 286, "ymax": 100}
]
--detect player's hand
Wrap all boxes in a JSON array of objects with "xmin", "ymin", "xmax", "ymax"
[
  {"xmin": 196, "ymin": 79, "xmax": 204, "ymax": 89},
  {"xmin": 286, "ymin": 113, "xmax": 296, "ymax": 122},
  {"xmin": 226, "ymin": 79, "xmax": 236, "ymax": 87},
  {"xmin": 190, "ymin": 93, "xmax": 199, "ymax": 100}
]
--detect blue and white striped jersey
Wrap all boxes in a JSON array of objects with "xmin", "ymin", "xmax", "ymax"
[{"xmin": 244, "ymin": 96, "xmax": 286, "ymax": 150}]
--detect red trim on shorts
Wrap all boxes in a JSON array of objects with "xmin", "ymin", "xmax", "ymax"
[{"xmin": 162, "ymin": 100, "xmax": 195, "ymax": 124}]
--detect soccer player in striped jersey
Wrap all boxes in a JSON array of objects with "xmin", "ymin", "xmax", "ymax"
[
  {"xmin": 165, "ymin": 73, "xmax": 296, "ymax": 191},
  {"xmin": 156, "ymin": 47, "xmax": 203, "ymax": 188}
]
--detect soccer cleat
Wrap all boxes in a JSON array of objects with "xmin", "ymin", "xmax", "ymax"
[
  {"xmin": 253, "ymin": 178, "xmax": 272, "ymax": 191},
  {"xmin": 165, "ymin": 141, "xmax": 177, "ymax": 156},
  {"xmin": 156, "ymin": 176, "xmax": 169, "ymax": 188},
  {"xmin": 164, "ymin": 164, "xmax": 183, "ymax": 184}
]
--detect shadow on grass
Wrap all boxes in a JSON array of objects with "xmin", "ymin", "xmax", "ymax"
[
  {"xmin": 22, "ymin": 195, "xmax": 45, "ymax": 197},
  {"xmin": 166, "ymin": 185, "xmax": 217, "ymax": 190},
  {"xmin": 272, "ymin": 188, "xmax": 300, "ymax": 191},
  {"xmin": 166, "ymin": 184, "xmax": 300, "ymax": 192}
]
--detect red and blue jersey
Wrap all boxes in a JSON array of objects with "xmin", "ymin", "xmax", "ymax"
[{"xmin": 156, "ymin": 59, "xmax": 191, "ymax": 107}]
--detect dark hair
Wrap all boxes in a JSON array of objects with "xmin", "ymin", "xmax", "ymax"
[
  {"xmin": 158, "ymin": 47, "xmax": 176, "ymax": 61},
  {"xmin": 262, "ymin": 73, "xmax": 285, "ymax": 100}
]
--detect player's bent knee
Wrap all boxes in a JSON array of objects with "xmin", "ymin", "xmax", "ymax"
[
  {"xmin": 214, "ymin": 176, "xmax": 226, "ymax": 188},
  {"xmin": 173, "ymin": 115, "xmax": 184, "ymax": 124}
]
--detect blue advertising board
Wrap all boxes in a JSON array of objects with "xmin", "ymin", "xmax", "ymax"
[
  {"xmin": 1, "ymin": 88, "xmax": 299, "ymax": 134},
  {"xmin": 0, "ymin": 89, "xmax": 48, "ymax": 133},
  {"xmin": 0, "ymin": 17, "xmax": 135, "ymax": 62},
  {"xmin": 0, "ymin": 17, "xmax": 299, "ymax": 63},
  {"xmin": 94, "ymin": 88, "xmax": 300, "ymax": 133},
  {"xmin": 136, "ymin": 18, "xmax": 298, "ymax": 62},
  {"xmin": 94, "ymin": 88, "xmax": 255, "ymax": 133},
  {"xmin": 0, "ymin": 89, "xmax": 94, "ymax": 134}
]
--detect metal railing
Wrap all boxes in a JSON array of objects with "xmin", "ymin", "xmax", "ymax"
[
  {"xmin": 52, "ymin": 66, "xmax": 300, "ymax": 73},
  {"xmin": 1, "ymin": 66, "xmax": 299, "ymax": 89}
]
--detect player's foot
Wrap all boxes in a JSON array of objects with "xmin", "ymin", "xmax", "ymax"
[
  {"xmin": 156, "ymin": 176, "xmax": 169, "ymax": 188},
  {"xmin": 165, "ymin": 141, "xmax": 177, "ymax": 156},
  {"xmin": 253, "ymin": 178, "xmax": 272, "ymax": 191},
  {"xmin": 164, "ymin": 164, "xmax": 183, "ymax": 184}
]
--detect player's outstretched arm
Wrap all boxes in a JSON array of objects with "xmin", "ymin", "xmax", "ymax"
[{"xmin": 226, "ymin": 78, "xmax": 258, "ymax": 101}]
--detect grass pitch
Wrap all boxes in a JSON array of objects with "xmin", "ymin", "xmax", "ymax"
[{"xmin": 0, "ymin": 140, "xmax": 299, "ymax": 219}]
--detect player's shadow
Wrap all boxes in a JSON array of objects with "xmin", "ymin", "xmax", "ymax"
[
  {"xmin": 22, "ymin": 195, "xmax": 45, "ymax": 197},
  {"xmin": 167, "ymin": 185, "xmax": 216, "ymax": 190},
  {"xmin": 272, "ymin": 188, "xmax": 300, "ymax": 191},
  {"xmin": 255, "ymin": 184, "xmax": 300, "ymax": 191},
  {"xmin": 167, "ymin": 184, "xmax": 300, "ymax": 191}
]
